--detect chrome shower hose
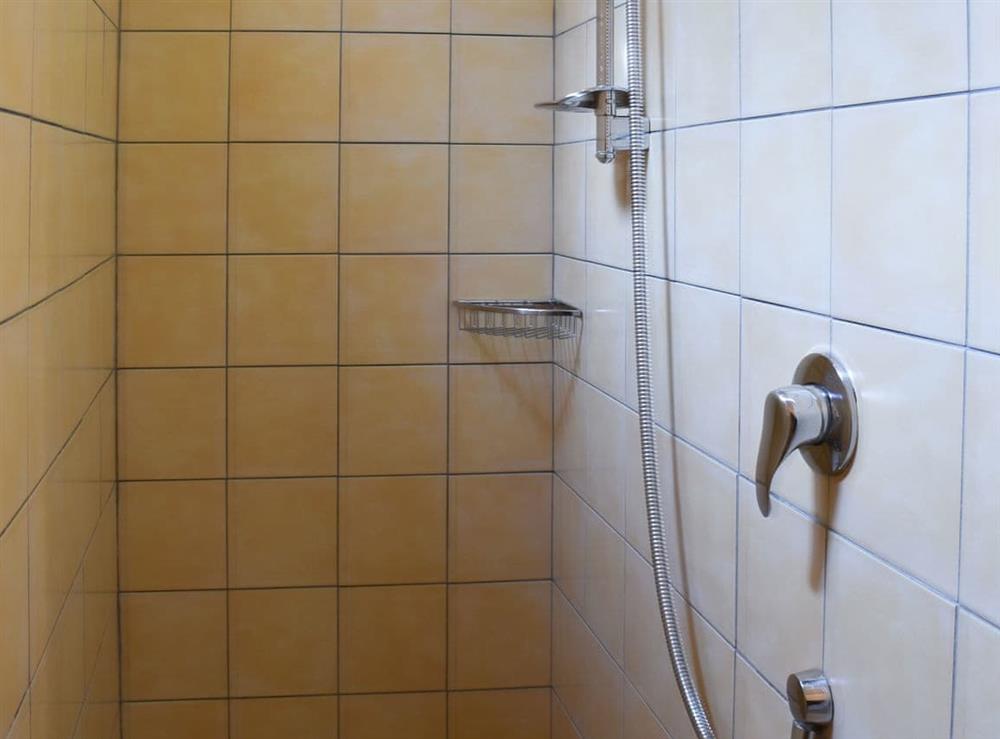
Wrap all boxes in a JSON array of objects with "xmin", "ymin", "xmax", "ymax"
[{"xmin": 625, "ymin": 0, "xmax": 717, "ymax": 737}]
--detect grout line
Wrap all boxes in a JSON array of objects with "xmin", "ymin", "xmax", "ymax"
[{"xmin": 335, "ymin": 0, "xmax": 345, "ymax": 730}]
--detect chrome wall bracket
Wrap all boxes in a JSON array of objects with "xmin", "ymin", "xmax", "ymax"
[{"xmin": 787, "ymin": 670, "xmax": 834, "ymax": 739}]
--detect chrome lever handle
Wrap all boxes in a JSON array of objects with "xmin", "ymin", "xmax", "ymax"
[{"xmin": 754, "ymin": 353, "xmax": 859, "ymax": 517}]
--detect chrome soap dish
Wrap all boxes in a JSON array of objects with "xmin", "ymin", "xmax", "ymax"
[{"xmin": 454, "ymin": 300, "xmax": 582, "ymax": 340}]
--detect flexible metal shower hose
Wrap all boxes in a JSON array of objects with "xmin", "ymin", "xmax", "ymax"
[{"xmin": 625, "ymin": 0, "xmax": 717, "ymax": 736}]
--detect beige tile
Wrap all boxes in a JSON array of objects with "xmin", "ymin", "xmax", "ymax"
[
  {"xmin": 121, "ymin": 591, "xmax": 228, "ymax": 700},
  {"xmin": 340, "ymin": 585, "xmax": 447, "ymax": 693},
  {"xmin": 122, "ymin": 0, "xmax": 231, "ymax": 29},
  {"xmin": 118, "ymin": 369, "xmax": 227, "ymax": 480},
  {"xmin": 228, "ymin": 255, "xmax": 338, "ymax": 365},
  {"xmin": 32, "ymin": 0, "xmax": 88, "ymax": 129},
  {"xmin": 0, "ymin": 113, "xmax": 30, "ymax": 319},
  {"xmin": 449, "ymin": 581, "xmax": 551, "ymax": 689},
  {"xmin": 732, "ymin": 657, "xmax": 787, "ymax": 739},
  {"xmin": 343, "ymin": 0, "xmax": 449, "ymax": 31},
  {"xmin": 449, "ymin": 364, "xmax": 553, "ymax": 474},
  {"xmin": 449, "ymin": 474, "xmax": 551, "ymax": 582},
  {"xmin": 341, "ymin": 34, "xmax": 450, "ymax": 142},
  {"xmin": 119, "ymin": 256, "xmax": 227, "ymax": 367},
  {"xmin": 584, "ymin": 143, "xmax": 631, "ymax": 271},
  {"xmin": 554, "ymin": 22, "xmax": 594, "ymax": 144},
  {"xmin": 832, "ymin": 96, "xmax": 967, "ymax": 342},
  {"xmin": 30, "ymin": 578, "xmax": 85, "ymax": 739},
  {"xmin": 824, "ymin": 535, "xmax": 955, "ymax": 739},
  {"xmin": 339, "ymin": 144, "xmax": 448, "ymax": 253},
  {"xmin": 228, "ymin": 366, "xmax": 338, "ymax": 478},
  {"xmin": 340, "ymin": 693, "xmax": 446, "ymax": 739},
  {"xmin": 231, "ymin": 696, "xmax": 338, "ymax": 739},
  {"xmin": 229, "ymin": 477, "xmax": 338, "ymax": 588},
  {"xmin": 229, "ymin": 144, "xmax": 339, "ymax": 254},
  {"xmin": 0, "ymin": 316, "xmax": 28, "ymax": 530},
  {"xmin": 832, "ymin": 0, "xmax": 966, "ymax": 105},
  {"xmin": 0, "ymin": 0, "xmax": 33, "ymax": 113},
  {"xmin": 229, "ymin": 588, "xmax": 338, "ymax": 696},
  {"xmin": 119, "ymin": 144, "xmax": 228, "ymax": 254},
  {"xmin": 340, "ymin": 255, "xmax": 447, "ymax": 364},
  {"xmin": 551, "ymin": 694, "xmax": 581, "ymax": 739},
  {"xmin": 119, "ymin": 481, "xmax": 227, "ymax": 591},
  {"xmin": 581, "ymin": 262, "xmax": 629, "ymax": 400},
  {"xmin": 583, "ymin": 512, "xmax": 625, "ymax": 661},
  {"xmin": 84, "ymin": 3, "xmax": 119, "ymax": 139},
  {"xmin": 831, "ymin": 321, "xmax": 963, "ymax": 595},
  {"xmin": 554, "ymin": 143, "xmax": 586, "ymax": 258},
  {"xmin": 232, "ymin": 0, "xmax": 341, "ymax": 30},
  {"xmin": 120, "ymin": 32, "xmax": 229, "ymax": 141},
  {"xmin": 230, "ymin": 32, "xmax": 340, "ymax": 141},
  {"xmin": 339, "ymin": 366, "xmax": 447, "ymax": 476},
  {"xmin": 122, "ymin": 700, "xmax": 229, "ymax": 739},
  {"xmin": 954, "ymin": 610, "xmax": 1000, "ymax": 739},
  {"xmin": 452, "ymin": 0, "xmax": 552, "ymax": 34},
  {"xmin": 450, "ymin": 145, "xmax": 552, "ymax": 253},
  {"xmin": 339, "ymin": 476, "xmax": 446, "ymax": 585},
  {"xmin": 0, "ymin": 512, "xmax": 28, "ymax": 733},
  {"xmin": 450, "ymin": 255, "xmax": 554, "ymax": 364},
  {"xmin": 553, "ymin": 476, "xmax": 586, "ymax": 610},
  {"xmin": 968, "ymin": 92, "xmax": 1000, "ymax": 353},
  {"xmin": 451, "ymin": 36, "xmax": 553, "ymax": 144},
  {"xmin": 670, "ymin": 0, "xmax": 739, "ymax": 126},
  {"xmin": 448, "ymin": 688, "xmax": 551, "ymax": 739},
  {"xmin": 555, "ymin": 0, "xmax": 591, "ymax": 33},
  {"xmin": 623, "ymin": 682, "xmax": 668, "ymax": 739},
  {"xmin": 4, "ymin": 691, "xmax": 28, "ymax": 739}
]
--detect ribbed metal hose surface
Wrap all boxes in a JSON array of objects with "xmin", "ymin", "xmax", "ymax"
[{"xmin": 625, "ymin": 0, "xmax": 717, "ymax": 737}]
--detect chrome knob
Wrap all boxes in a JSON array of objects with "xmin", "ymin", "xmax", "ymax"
[
  {"xmin": 755, "ymin": 353, "xmax": 858, "ymax": 517},
  {"xmin": 786, "ymin": 669, "xmax": 834, "ymax": 739}
]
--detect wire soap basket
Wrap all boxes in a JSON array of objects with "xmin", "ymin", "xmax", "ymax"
[{"xmin": 454, "ymin": 300, "xmax": 583, "ymax": 340}]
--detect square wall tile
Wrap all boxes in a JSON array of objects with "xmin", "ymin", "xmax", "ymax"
[
  {"xmin": 229, "ymin": 144, "xmax": 339, "ymax": 254},
  {"xmin": 971, "ymin": 0, "xmax": 1000, "ymax": 88},
  {"xmin": 228, "ymin": 255, "xmax": 338, "ymax": 366},
  {"xmin": 449, "ymin": 255, "xmax": 553, "ymax": 364},
  {"xmin": 824, "ymin": 536, "xmax": 955, "ymax": 739},
  {"xmin": 339, "ymin": 366, "xmax": 447, "ymax": 476},
  {"xmin": 341, "ymin": 34, "xmax": 449, "ymax": 142},
  {"xmin": 230, "ymin": 32, "xmax": 340, "ymax": 142},
  {"xmin": 831, "ymin": 320, "xmax": 963, "ymax": 595},
  {"xmin": 452, "ymin": 0, "xmax": 552, "ymax": 34},
  {"xmin": 674, "ymin": 122, "xmax": 739, "ymax": 293},
  {"xmin": 451, "ymin": 36, "xmax": 553, "ymax": 144},
  {"xmin": 449, "ymin": 364, "xmax": 553, "ymax": 474},
  {"xmin": 741, "ymin": 111, "xmax": 831, "ymax": 313},
  {"xmin": 339, "ymin": 476, "xmax": 447, "ymax": 585},
  {"xmin": 0, "ymin": 513, "xmax": 28, "ymax": 733},
  {"xmin": 228, "ymin": 477, "xmax": 338, "ymax": 588},
  {"xmin": 449, "ymin": 474, "xmax": 552, "ymax": 582},
  {"xmin": 832, "ymin": 0, "xmax": 967, "ymax": 105},
  {"xmin": 953, "ymin": 611, "xmax": 1000, "ymax": 739},
  {"xmin": 122, "ymin": 700, "xmax": 229, "ymax": 739},
  {"xmin": 740, "ymin": 0, "xmax": 831, "ymax": 116},
  {"xmin": 0, "ymin": 113, "xmax": 30, "ymax": 320},
  {"xmin": 0, "ymin": 317, "xmax": 28, "ymax": 529},
  {"xmin": 960, "ymin": 351, "xmax": 1000, "ymax": 624},
  {"xmin": 229, "ymin": 588, "xmax": 338, "ymax": 696},
  {"xmin": 0, "ymin": 0, "xmax": 33, "ymax": 114},
  {"xmin": 342, "ymin": 0, "xmax": 450, "ymax": 31},
  {"xmin": 340, "ymin": 585, "xmax": 447, "ymax": 693},
  {"xmin": 118, "ymin": 144, "xmax": 228, "ymax": 254},
  {"xmin": 340, "ymin": 693, "xmax": 446, "ymax": 739},
  {"xmin": 228, "ymin": 366, "xmax": 338, "ymax": 478},
  {"xmin": 118, "ymin": 369, "xmax": 226, "ymax": 480},
  {"xmin": 231, "ymin": 697, "xmax": 338, "ymax": 739},
  {"xmin": 121, "ymin": 591, "xmax": 228, "ymax": 700},
  {"xmin": 449, "ymin": 581, "xmax": 551, "ymax": 689},
  {"xmin": 448, "ymin": 689, "xmax": 551, "ymax": 739},
  {"xmin": 120, "ymin": 32, "xmax": 229, "ymax": 141},
  {"xmin": 968, "ymin": 92, "xmax": 1000, "ymax": 353},
  {"xmin": 119, "ymin": 481, "xmax": 227, "ymax": 591},
  {"xmin": 671, "ymin": 0, "xmax": 739, "ymax": 126},
  {"xmin": 340, "ymin": 255, "xmax": 448, "ymax": 364},
  {"xmin": 232, "ymin": 0, "xmax": 341, "ymax": 30},
  {"xmin": 339, "ymin": 144, "xmax": 449, "ymax": 253},
  {"xmin": 832, "ymin": 96, "xmax": 967, "ymax": 342},
  {"xmin": 122, "ymin": 0, "xmax": 231, "ymax": 29},
  {"xmin": 450, "ymin": 145, "xmax": 552, "ymax": 253},
  {"xmin": 118, "ymin": 256, "xmax": 227, "ymax": 367}
]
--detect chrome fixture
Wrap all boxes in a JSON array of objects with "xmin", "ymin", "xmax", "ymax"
[
  {"xmin": 755, "ymin": 352, "xmax": 859, "ymax": 517},
  {"xmin": 453, "ymin": 299, "xmax": 582, "ymax": 340},
  {"xmin": 535, "ymin": 0, "xmax": 649, "ymax": 161},
  {"xmin": 786, "ymin": 670, "xmax": 835, "ymax": 739}
]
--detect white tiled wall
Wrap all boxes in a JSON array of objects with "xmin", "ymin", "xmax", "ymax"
[{"xmin": 551, "ymin": 1, "xmax": 1000, "ymax": 738}]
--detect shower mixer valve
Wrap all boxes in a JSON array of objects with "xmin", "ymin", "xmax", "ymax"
[{"xmin": 754, "ymin": 352, "xmax": 859, "ymax": 517}]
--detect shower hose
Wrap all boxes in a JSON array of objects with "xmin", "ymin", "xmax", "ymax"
[{"xmin": 624, "ymin": 0, "xmax": 717, "ymax": 737}]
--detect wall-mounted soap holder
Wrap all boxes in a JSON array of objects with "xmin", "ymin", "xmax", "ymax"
[{"xmin": 454, "ymin": 300, "xmax": 582, "ymax": 340}]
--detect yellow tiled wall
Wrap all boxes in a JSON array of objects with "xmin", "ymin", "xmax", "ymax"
[
  {"xmin": 0, "ymin": 1, "xmax": 120, "ymax": 739},
  {"xmin": 115, "ymin": 1, "xmax": 555, "ymax": 737}
]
